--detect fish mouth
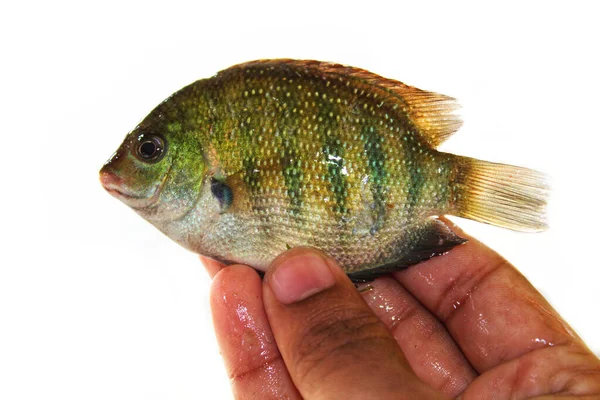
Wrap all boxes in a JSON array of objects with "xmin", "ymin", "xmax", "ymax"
[{"xmin": 100, "ymin": 166, "xmax": 170, "ymax": 210}]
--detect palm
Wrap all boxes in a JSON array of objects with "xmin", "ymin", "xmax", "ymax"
[{"xmin": 204, "ymin": 222, "xmax": 600, "ymax": 399}]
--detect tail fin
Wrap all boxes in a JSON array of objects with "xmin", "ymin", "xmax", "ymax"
[{"xmin": 453, "ymin": 156, "xmax": 549, "ymax": 232}]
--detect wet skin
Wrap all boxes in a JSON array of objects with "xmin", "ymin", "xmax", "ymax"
[{"xmin": 204, "ymin": 219, "xmax": 600, "ymax": 399}]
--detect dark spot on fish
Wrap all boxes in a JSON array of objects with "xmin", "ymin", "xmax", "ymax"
[{"xmin": 211, "ymin": 178, "xmax": 233, "ymax": 210}]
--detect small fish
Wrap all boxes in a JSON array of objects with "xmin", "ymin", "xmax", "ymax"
[{"xmin": 100, "ymin": 59, "xmax": 548, "ymax": 281}]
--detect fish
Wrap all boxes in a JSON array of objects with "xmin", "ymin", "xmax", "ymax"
[{"xmin": 100, "ymin": 59, "xmax": 549, "ymax": 282}]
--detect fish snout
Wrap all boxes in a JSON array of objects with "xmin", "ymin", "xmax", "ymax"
[
  {"xmin": 99, "ymin": 166, "xmax": 126, "ymax": 197},
  {"xmin": 99, "ymin": 163, "xmax": 166, "ymax": 210}
]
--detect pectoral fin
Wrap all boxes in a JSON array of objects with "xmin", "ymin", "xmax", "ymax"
[
  {"xmin": 347, "ymin": 219, "xmax": 467, "ymax": 283},
  {"xmin": 210, "ymin": 178, "xmax": 234, "ymax": 211}
]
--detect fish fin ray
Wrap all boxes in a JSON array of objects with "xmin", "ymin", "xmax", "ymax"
[
  {"xmin": 347, "ymin": 219, "xmax": 467, "ymax": 282},
  {"xmin": 226, "ymin": 59, "xmax": 462, "ymax": 147},
  {"xmin": 453, "ymin": 156, "xmax": 550, "ymax": 232}
]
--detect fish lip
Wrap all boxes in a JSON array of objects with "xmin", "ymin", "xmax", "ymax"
[
  {"xmin": 106, "ymin": 184, "xmax": 160, "ymax": 208},
  {"xmin": 101, "ymin": 163, "xmax": 172, "ymax": 210}
]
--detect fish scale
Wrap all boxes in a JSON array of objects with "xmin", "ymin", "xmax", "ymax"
[
  {"xmin": 215, "ymin": 64, "xmax": 434, "ymax": 222},
  {"xmin": 101, "ymin": 59, "xmax": 549, "ymax": 280},
  {"xmin": 202, "ymin": 62, "xmax": 460, "ymax": 271}
]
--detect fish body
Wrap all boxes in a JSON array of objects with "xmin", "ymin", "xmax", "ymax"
[{"xmin": 100, "ymin": 60, "xmax": 548, "ymax": 281}]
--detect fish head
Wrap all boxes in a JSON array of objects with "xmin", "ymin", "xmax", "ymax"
[{"xmin": 100, "ymin": 105, "xmax": 208, "ymax": 224}]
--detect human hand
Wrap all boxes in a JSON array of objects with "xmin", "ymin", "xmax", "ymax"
[{"xmin": 202, "ymin": 221, "xmax": 600, "ymax": 399}]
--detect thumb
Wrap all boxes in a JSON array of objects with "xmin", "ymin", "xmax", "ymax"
[{"xmin": 262, "ymin": 248, "xmax": 443, "ymax": 400}]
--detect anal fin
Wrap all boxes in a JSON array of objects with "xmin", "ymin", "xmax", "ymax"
[{"xmin": 348, "ymin": 219, "xmax": 467, "ymax": 283}]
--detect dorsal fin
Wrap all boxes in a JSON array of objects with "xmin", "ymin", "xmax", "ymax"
[{"xmin": 227, "ymin": 59, "xmax": 462, "ymax": 148}]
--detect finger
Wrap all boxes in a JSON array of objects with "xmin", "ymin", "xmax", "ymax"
[
  {"xmin": 262, "ymin": 247, "xmax": 443, "ymax": 399},
  {"xmin": 394, "ymin": 218, "xmax": 592, "ymax": 373},
  {"xmin": 460, "ymin": 344, "xmax": 600, "ymax": 399},
  {"xmin": 200, "ymin": 255, "xmax": 225, "ymax": 278},
  {"xmin": 210, "ymin": 265, "xmax": 302, "ymax": 400},
  {"xmin": 360, "ymin": 276, "xmax": 476, "ymax": 397}
]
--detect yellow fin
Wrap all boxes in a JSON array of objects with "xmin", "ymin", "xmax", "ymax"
[
  {"xmin": 228, "ymin": 59, "xmax": 462, "ymax": 148},
  {"xmin": 453, "ymin": 156, "xmax": 550, "ymax": 232},
  {"xmin": 385, "ymin": 85, "xmax": 462, "ymax": 148}
]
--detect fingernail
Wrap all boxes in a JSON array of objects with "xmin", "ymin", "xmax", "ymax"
[{"xmin": 269, "ymin": 251, "xmax": 336, "ymax": 304}]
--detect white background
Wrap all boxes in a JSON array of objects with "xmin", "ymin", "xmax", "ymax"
[{"xmin": 1, "ymin": 1, "xmax": 599, "ymax": 399}]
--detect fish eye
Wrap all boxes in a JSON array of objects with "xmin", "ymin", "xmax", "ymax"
[{"xmin": 135, "ymin": 135, "xmax": 166, "ymax": 162}]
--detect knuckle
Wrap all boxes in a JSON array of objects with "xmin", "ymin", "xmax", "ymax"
[
  {"xmin": 512, "ymin": 345, "xmax": 600, "ymax": 397},
  {"xmin": 435, "ymin": 258, "xmax": 507, "ymax": 323},
  {"xmin": 562, "ymin": 369, "xmax": 600, "ymax": 395},
  {"xmin": 392, "ymin": 304, "xmax": 445, "ymax": 343},
  {"xmin": 229, "ymin": 355, "xmax": 282, "ymax": 382},
  {"xmin": 557, "ymin": 353, "xmax": 600, "ymax": 396}
]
